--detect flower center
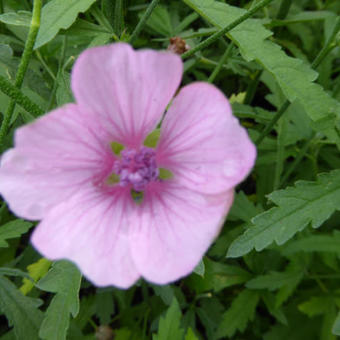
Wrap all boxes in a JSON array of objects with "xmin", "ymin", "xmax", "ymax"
[{"xmin": 112, "ymin": 147, "xmax": 159, "ymax": 191}]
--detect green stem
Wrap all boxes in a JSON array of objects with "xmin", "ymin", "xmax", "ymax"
[
  {"xmin": 114, "ymin": 0, "xmax": 124, "ymax": 36},
  {"xmin": 129, "ymin": 0, "xmax": 161, "ymax": 44},
  {"xmin": 174, "ymin": 12, "xmax": 199, "ymax": 35},
  {"xmin": 244, "ymin": 70, "xmax": 262, "ymax": 105},
  {"xmin": 273, "ymin": 119, "xmax": 285, "ymax": 190},
  {"xmin": 256, "ymin": 17, "xmax": 340, "ymax": 147},
  {"xmin": 276, "ymin": 0, "xmax": 292, "ymax": 20},
  {"xmin": 208, "ymin": 43, "xmax": 233, "ymax": 83},
  {"xmin": 101, "ymin": 0, "xmax": 115, "ymax": 26},
  {"xmin": 92, "ymin": 4, "xmax": 112, "ymax": 32},
  {"xmin": 311, "ymin": 17, "xmax": 340, "ymax": 69},
  {"xmin": 35, "ymin": 50, "xmax": 56, "ymax": 81},
  {"xmin": 0, "ymin": 75, "xmax": 44, "ymax": 117},
  {"xmin": 182, "ymin": 0, "xmax": 274, "ymax": 59},
  {"xmin": 255, "ymin": 100, "xmax": 289, "ymax": 145},
  {"xmin": 0, "ymin": 0, "xmax": 42, "ymax": 147},
  {"xmin": 279, "ymin": 133, "xmax": 316, "ymax": 187},
  {"xmin": 47, "ymin": 35, "xmax": 67, "ymax": 111}
]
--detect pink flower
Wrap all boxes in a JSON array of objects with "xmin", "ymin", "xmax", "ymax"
[{"xmin": 0, "ymin": 43, "xmax": 256, "ymax": 288}]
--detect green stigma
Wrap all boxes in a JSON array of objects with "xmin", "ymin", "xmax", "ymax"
[
  {"xmin": 131, "ymin": 189, "xmax": 144, "ymax": 204},
  {"xmin": 143, "ymin": 129, "xmax": 160, "ymax": 148},
  {"xmin": 110, "ymin": 141, "xmax": 124, "ymax": 156}
]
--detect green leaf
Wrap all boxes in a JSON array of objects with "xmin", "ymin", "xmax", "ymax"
[
  {"xmin": 246, "ymin": 269, "xmax": 303, "ymax": 291},
  {"xmin": 20, "ymin": 258, "xmax": 51, "ymax": 295},
  {"xmin": 228, "ymin": 191, "xmax": 261, "ymax": 222},
  {"xmin": 38, "ymin": 261, "xmax": 82, "ymax": 340},
  {"xmin": 0, "ymin": 275, "xmax": 43, "ymax": 340},
  {"xmin": 216, "ymin": 289, "xmax": 259, "ymax": 338},
  {"xmin": 153, "ymin": 298, "xmax": 184, "ymax": 340},
  {"xmin": 152, "ymin": 285, "xmax": 174, "ymax": 306},
  {"xmin": 183, "ymin": 0, "xmax": 340, "ymax": 145},
  {"xmin": 0, "ymin": 220, "xmax": 33, "ymax": 248},
  {"xmin": 185, "ymin": 328, "xmax": 198, "ymax": 340},
  {"xmin": 298, "ymin": 296, "xmax": 334, "ymax": 317},
  {"xmin": 35, "ymin": 0, "xmax": 97, "ymax": 49},
  {"xmin": 56, "ymin": 71, "xmax": 73, "ymax": 106},
  {"xmin": 332, "ymin": 311, "xmax": 340, "ymax": 336},
  {"xmin": 95, "ymin": 291, "xmax": 114, "ymax": 325},
  {"xmin": 144, "ymin": 6, "xmax": 173, "ymax": 37},
  {"xmin": 227, "ymin": 170, "xmax": 340, "ymax": 258},
  {"xmin": 0, "ymin": 268, "xmax": 32, "ymax": 280},
  {"xmin": 283, "ymin": 232, "xmax": 340, "ymax": 256},
  {"xmin": 261, "ymin": 292, "xmax": 287, "ymax": 325},
  {"xmin": 193, "ymin": 259, "xmax": 205, "ymax": 277},
  {"xmin": 186, "ymin": 257, "xmax": 251, "ymax": 293},
  {"xmin": 0, "ymin": 11, "xmax": 31, "ymax": 27}
]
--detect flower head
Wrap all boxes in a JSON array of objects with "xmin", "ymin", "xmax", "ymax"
[{"xmin": 0, "ymin": 43, "xmax": 256, "ymax": 288}]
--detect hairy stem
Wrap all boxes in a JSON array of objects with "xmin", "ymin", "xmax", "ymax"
[
  {"xmin": 129, "ymin": 0, "xmax": 161, "ymax": 44},
  {"xmin": 208, "ymin": 43, "xmax": 233, "ymax": 83},
  {"xmin": 276, "ymin": 0, "xmax": 292, "ymax": 19},
  {"xmin": 0, "ymin": 0, "xmax": 42, "ymax": 147},
  {"xmin": 182, "ymin": 0, "xmax": 274, "ymax": 59},
  {"xmin": 0, "ymin": 75, "xmax": 44, "ymax": 117},
  {"xmin": 114, "ymin": 0, "xmax": 124, "ymax": 36}
]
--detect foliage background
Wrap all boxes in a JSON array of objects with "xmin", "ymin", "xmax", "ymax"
[{"xmin": 0, "ymin": 0, "xmax": 340, "ymax": 339}]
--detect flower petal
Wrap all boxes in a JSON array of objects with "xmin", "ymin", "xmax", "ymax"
[
  {"xmin": 156, "ymin": 82, "xmax": 256, "ymax": 194},
  {"xmin": 129, "ymin": 182, "xmax": 234, "ymax": 284},
  {"xmin": 31, "ymin": 186, "xmax": 139, "ymax": 288},
  {"xmin": 0, "ymin": 104, "xmax": 113, "ymax": 220},
  {"xmin": 71, "ymin": 43, "xmax": 183, "ymax": 148}
]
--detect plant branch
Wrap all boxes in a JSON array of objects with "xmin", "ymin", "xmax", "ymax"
[
  {"xmin": 129, "ymin": 0, "xmax": 160, "ymax": 44},
  {"xmin": 182, "ymin": 0, "xmax": 274, "ymax": 59},
  {"xmin": 0, "ymin": 0, "xmax": 42, "ymax": 147}
]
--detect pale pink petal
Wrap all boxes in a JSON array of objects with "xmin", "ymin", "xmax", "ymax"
[
  {"xmin": 31, "ymin": 186, "xmax": 139, "ymax": 288},
  {"xmin": 129, "ymin": 182, "xmax": 234, "ymax": 284},
  {"xmin": 71, "ymin": 43, "xmax": 183, "ymax": 148},
  {"xmin": 156, "ymin": 82, "xmax": 256, "ymax": 194},
  {"xmin": 0, "ymin": 104, "xmax": 114, "ymax": 220}
]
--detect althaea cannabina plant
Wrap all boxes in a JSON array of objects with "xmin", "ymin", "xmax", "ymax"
[{"xmin": 0, "ymin": 43, "xmax": 256, "ymax": 288}]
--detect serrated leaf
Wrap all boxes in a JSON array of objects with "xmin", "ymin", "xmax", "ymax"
[
  {"xmin": 246, "ymin": 270, "xmax": 303, "ymax": 291},
  {"xmin": 283, "ymin": 232, "xmax": 340, "ymax": 256},
  {"xmin": 37, "ymin": 261, "xmax": 82, "ymax": 340},
  {"xmin": 153, "ymin": 298, "xmax": 184, "ymax": 340},
  {"xmin": 216, "ymin": 289, "xmax": 259, "ymax": 338},
  {"xmin": 35, "ymin": 0, "xmax": 97, "ymax": 49},
  {"xmin": 0, "ymin": 11, "xmax": 31, "ymax": 27},
  {"xmin": 183, "ymin": 0, "xmax": 340, "ymax": 145},
  {"xmin": 227, "ymin": 170, "xmax": 340, "ymax": 258},
  {"xmin": 20, "ymin": 258, "xmax": 51, "ymax": 295},
  {"xmin": 186, "ymin": 257, "xmax": 251, "ymax": 293},
  {"xmin": 0, "ymin": 275, "xmax": 43, "ymax": 340},
  {"xmin": 299, "ymin": 296, "xmax": 339, "ymax": 318},
  {"xmin": 261, "ymin": 292, "xmax": 287, "ymax": 325},
  {"xmin": 0, "ymin": 220, "xmax": 33, "ymax": 248}
]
